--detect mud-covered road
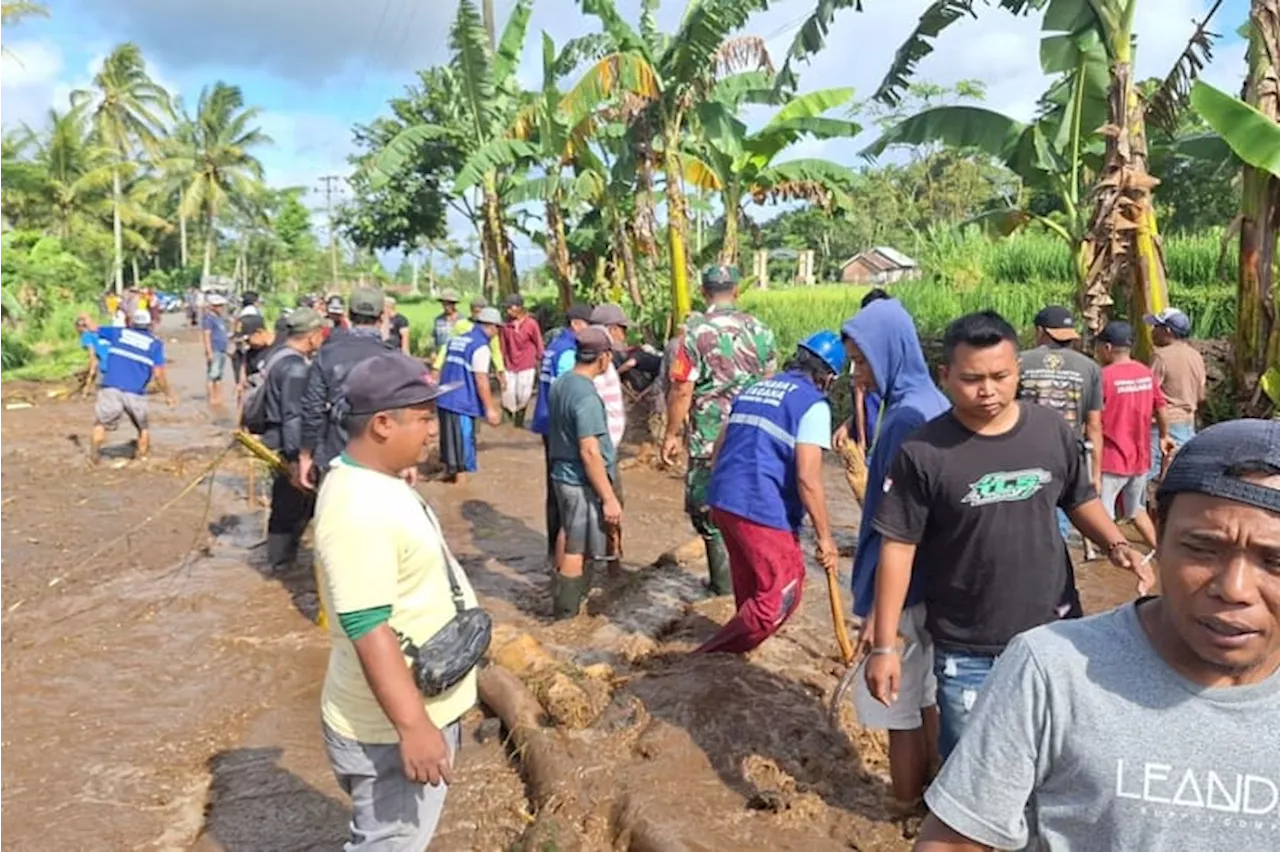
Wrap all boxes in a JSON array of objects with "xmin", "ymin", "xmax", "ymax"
[{"xmin": 0, "ymin": 316, "xmax": 1141, "ymax": 850}]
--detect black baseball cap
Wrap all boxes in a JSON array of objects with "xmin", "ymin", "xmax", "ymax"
[
  {"xmin": 235, "ymin": 314, "xmax": 267, "ymax": 338},
  {"xmin": 1098, "ymin": 320, "xmax": 1134, "ymax": 347},
  {"xmin": 343, "ymin": 352, "xmax": 456, "ymax": 415},
  {"xmin": 1034, "ymin": 305, "xmax": 1079, "ymax": 342},
  {"xmin": 566, "ymin": 302, "xmax": 594, "ymax": 322},
  {"xmin": 1158, "ymin": 420, "xmax": 1280, "ymax": 513}
]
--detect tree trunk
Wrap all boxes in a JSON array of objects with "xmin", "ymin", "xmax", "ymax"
[
  {"xmin": 634, "ymin": 150, "xmax": 660, "ymax": 262},
  {"xmin": 131, "ymin": 256, "xmax": 140, "ymax": 289},
  {"xmin": 1080, "ymin": 48, "xmax": 1169, "ymax": 360},
  {"xmin": 1237, "ymin": 0, "xmax": 1280, "ymax": 386},
  {"xmin": 663, "ymin": 134, "xmax": 692, "ymax": 325},
  {"xmin": 202, "ymin": 203, "xmax": 218, "ymax": 283},
  {"xmin": 615, "ymin": 216, "xmax": 644, "ymax": 309},
  {"xmin": 545, "ymin": 197, "xmax": 574, "ymax": 309},
  {"xmin": 718, "ymin": 184, "xmax": 741, "ymax": 267},
  {"xmin": 112, "ymin": 167, "xmax": 124, "ymax": 294},
  {"xmin": 481, "ymin": 173, "xmax": 517, "ymax": 296},
  {"xmin": 179, "ymin": 213, "xmax": 189, "ymax": 268}
]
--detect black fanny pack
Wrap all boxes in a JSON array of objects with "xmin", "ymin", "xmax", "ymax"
[{"xmin": 395, "ymin": 503, "xmax": 492, "ymax": 697}]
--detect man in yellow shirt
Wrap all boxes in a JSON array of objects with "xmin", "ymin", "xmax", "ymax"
[{"xmin": 315, "ymin": 351, "xmax": 479, "ymax": 850}]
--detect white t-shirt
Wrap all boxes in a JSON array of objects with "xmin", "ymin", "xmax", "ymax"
[{"xmin": 470, "ymin": 344, "xmax": 491, "ymax": 374}]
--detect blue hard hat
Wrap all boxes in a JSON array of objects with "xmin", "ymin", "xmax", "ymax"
[{"xmin": 798, "ymin": 330, "xmax": 846, "ymax": 375}]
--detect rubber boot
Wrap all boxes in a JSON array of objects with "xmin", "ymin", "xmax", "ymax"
[
  {"xmin": 552, "ymin": 573, "xmax": 588, "ymax": 620},
  {"xmin": 705, "ymin": 536, "xmax": 732, "ymax": 596},
  {"xmin": 514, "ymin": 409, "xmax": 526, "ymax": 430}
]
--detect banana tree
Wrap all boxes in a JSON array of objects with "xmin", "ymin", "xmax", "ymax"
[
  {"xmin": 372, "ymin": 0, "xmax": 530, "ymax": 297},
  {"xmin": 1191, "ymin": 4, "xmax": 1280, "ymax": 388},
  {"xmin": 870, "ymin": 0, "xmax": 1223, "ymax": 353},
  {"xmin": 573, "ymin": 0, "xmax": 774, "ymax": 324},
  {"xmin": 684, "ymin": 85, "xmax": 859, "ymax": 265}
]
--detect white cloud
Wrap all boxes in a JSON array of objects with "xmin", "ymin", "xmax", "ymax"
[{"xmin": 1, "ymin": 39, "xmax": 65, "ymax": 127}]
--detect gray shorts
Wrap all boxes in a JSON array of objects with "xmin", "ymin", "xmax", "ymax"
[
  {"xmin": 323, "ymin": 720, "xmax": 461, "ymax": 852},
  {"xmin": 1102, "ymin": 473, "xmax": 1149, "ymax": 520},
  {"xmin": 95, "ymin": 386, "xmax": 148, "ymax": 431},
  {"xmin": 207, "ymin": 351, "xmax": 228, "ymax": 381},
  {"xmin": 552, "ymin": 480, "xmax": 607, "ymax": 557}
]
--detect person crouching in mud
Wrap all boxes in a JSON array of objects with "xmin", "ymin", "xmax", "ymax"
[{"xmin": 695, "ymin": 331, "xmax": 846, "ymax": 654}]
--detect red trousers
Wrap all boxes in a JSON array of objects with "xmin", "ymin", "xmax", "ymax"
[{"xmin": 696, "ymin": 508, "xmax": 805, "ymax": 654}]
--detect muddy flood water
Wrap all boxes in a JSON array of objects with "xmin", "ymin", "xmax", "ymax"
[{"xmin": 0, "ymin": 316, "xmax": 1141, "ymax": 850}]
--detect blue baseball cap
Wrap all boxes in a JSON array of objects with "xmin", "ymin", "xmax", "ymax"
[{"xmin": 1144, "ymin": 308, "xmax": 1192, "ymax": 338}]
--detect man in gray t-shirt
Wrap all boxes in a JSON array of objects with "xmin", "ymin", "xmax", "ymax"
[{"xmin": 916, "ymin": 419, "xmax": 1280, "ymax": 851}]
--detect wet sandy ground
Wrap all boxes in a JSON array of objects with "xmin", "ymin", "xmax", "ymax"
[{"xmin": 0, "ymin": 316, "xmax": 1142, "ymax": 850}]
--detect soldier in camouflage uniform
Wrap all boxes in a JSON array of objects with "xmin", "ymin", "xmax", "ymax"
[{"xmin": 661, "ymin": 264, "xmax": 778, "ymax": 594}]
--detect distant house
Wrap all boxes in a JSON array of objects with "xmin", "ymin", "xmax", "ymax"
[{"xmin": 839, "ymin": 246, "xmax": 921, "ymax": 285}]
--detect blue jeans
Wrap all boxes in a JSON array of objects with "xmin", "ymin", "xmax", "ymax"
[
  {"xmin": 933, "ymin": 648, "xmax": 998, "ymax": 760},
  {"xmin": 1151, "ymin": 422, "xmax": 1195, "ymax": 478}
]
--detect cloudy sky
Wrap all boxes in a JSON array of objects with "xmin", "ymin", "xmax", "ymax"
[{"xmin": 1, "ymin": 0, "xmax": 1252, "ymax": 261}]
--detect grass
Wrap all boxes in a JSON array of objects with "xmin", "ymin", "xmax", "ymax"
[{"xmin": 1, "ymin": 300, "xmax": 99, "ymax": 383}]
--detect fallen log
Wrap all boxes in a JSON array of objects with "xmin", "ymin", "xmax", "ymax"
[{"xmin": 478, "ymin": 665, "xmax": 584, "ymax": 850}]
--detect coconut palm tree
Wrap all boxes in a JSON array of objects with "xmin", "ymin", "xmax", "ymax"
[
  {"xmin": 162, "ymin": 81, "xmax": 271, "ymax": 281},
  {"xmin": 71, "ymin": 43, "xmax": 172, "ymax": 293}
]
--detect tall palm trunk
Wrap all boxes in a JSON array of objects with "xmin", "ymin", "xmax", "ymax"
[
  {"xmin": 112, "ymin": 167, "xmax": 124, "ymax": 293},
  {"xmin": 544, "ymin": 195, "xmax": 574, "ymax": 309},
  {"xmin": 1081, "ymin": 3, "xmax": 1169, "ymax": 359},
  {"xmin": 1237, "ymin": 0, "xmax": 1280, "ymax": 384},
  {"xmin": 179, "ymin": 213, "xmax": 189, "ymax": 268},
  {"xmin": 663, "ymin": 129, "xmax": 692, "ymax": 324},
  {"xmin": 202, "ymin": 202, "xmax": 218, "ymax": 282}
]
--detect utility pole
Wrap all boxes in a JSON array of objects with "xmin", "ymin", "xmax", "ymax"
[{"xmin": 319, "ymin": 174, "xmax": 342, "ymax": 289}]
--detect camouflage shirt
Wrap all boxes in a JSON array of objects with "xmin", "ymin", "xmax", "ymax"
[{"xmin": 670, "ymin": 303, "xmax": 778, "ymax": 460}]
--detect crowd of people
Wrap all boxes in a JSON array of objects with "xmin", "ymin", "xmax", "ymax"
[{"xmin": 75, "ymin": 272, "xmax": 1276, "ymax": 851}]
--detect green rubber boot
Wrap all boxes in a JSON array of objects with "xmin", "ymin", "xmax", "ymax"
[
  {"xmin": 552, "ymin": 573, "xmax": 589, "ymax": 619},
  {"xmin": 705, "ymin": 536, "xmax": 732, "ymax": 596}
]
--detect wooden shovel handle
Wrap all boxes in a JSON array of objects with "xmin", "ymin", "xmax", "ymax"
[{"xmin": 824, "ymin": 564, "xmax": 855, "ymax": 665}]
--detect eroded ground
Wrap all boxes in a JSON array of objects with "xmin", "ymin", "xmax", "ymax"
[{"xmin": 0, "ymin": 317, "xmax": 1139, "ymax": 850}]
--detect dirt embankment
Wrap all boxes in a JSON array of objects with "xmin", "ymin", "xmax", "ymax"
[{"xmin": 1, "ymin": 316, "xmax": 1141, "ymax": 851}]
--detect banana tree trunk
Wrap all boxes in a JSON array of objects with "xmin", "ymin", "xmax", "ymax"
[
  {"xmin": 544, "ymin": 197, "xmax": 574, "ymax": 309},
  {"xmin": 1238, "ymin": 0, "xmax": 1280, "ymax": 385},
  {"xmin": 481, "ymin": 173, "xmax": 517, "ymax": 296},
  {"xmin": 615, "ymin": 215, "xmax": 643, "ymax": 309},
  {"xmin": 1081, "ymin": 50, "xmax": 1169, "ymax": 360},
  {"xmin": 663, "ymin": 135, "xmax": 692, "ymax": 325},
  {"xmin": 634, "ymin": 152, "xmax": 659, "ymax": 262},
  {"xmin": 719, "ymin": 183, "xmax": 741, "ymax": 267},
  {"xmin": 112, "ymin": 167, "xmax": 124, "ymax": 294}
]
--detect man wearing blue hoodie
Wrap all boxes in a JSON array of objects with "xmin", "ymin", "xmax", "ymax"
[{"xmin": 839, "ymin": 298, "xmax": 950, "ymax": 806}]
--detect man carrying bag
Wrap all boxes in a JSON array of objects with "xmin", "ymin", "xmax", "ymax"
[{"xmin": 314, "ymin": 352, "xmax": 488, "ymax": 851}]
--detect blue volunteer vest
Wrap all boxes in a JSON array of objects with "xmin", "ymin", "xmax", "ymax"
[
  {"xmin": 708, "ymin": 370, "xmax": 826, "ymax": 532},
  {"xmin": 529, "ymin": 329, "xmax": 577, "ymax": 435},
  {"xmin": 436, "ymin": 326, "xmax": 489, "ymax": 417}
]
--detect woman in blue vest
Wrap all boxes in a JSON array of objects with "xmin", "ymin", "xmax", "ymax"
[
  {"xmin": 435, "ymin": 307, "xmax": 503, "ymax": 483},
  {"xmin": 698, "ymin": 330, "xmax": 847, "ymax": 654}
]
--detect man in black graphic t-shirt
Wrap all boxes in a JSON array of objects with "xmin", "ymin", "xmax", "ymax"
[{"xmin": 864, "ymin": 312, "xmax": 1149, "ymax": 761}]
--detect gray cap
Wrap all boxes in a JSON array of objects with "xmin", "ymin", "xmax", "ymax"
[
  {"xmin": 475, "ymin": 306, "xmax": 503, "ymax": 326},
  {"xmin": 285, "ymin": 307, "xmax": 324, "ymax": 334},
  {"xmin": 1158, "ymin": 419, "xmax": 1280, "ymax": 513},
  {"xmin": 470, "ymin": 295, "xmax": 489, "ymax": 309},
  {"xmin": 349, "ymin": 286, "xmax": 385, "ymax": 317},
  {"xmin": 591, "ymin": 303, "xmax": 631, "ymax": 328},
  {"xmin": 576, "ymin": 325, "xmax": 617, "ymax": 358},
  {"xmin": 565, "ymin": 302, "xmax": 594, "ymax": 322},
  {"xmin": 343, "ymin": 352, "xmax": 455, "ymax": 415},
  {"xmin": 438, "ymin": 288, "xmax": 461, "ymax": 304}
]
